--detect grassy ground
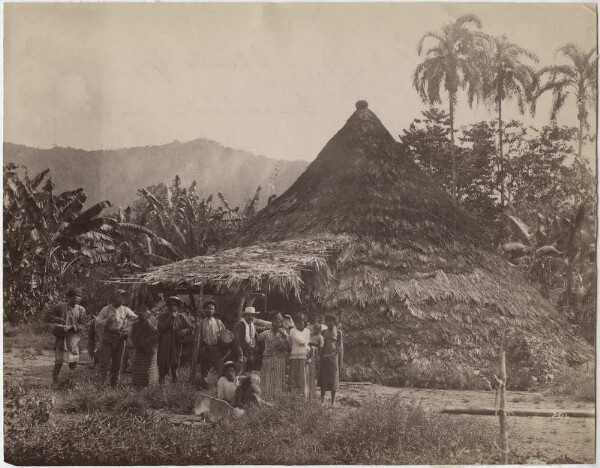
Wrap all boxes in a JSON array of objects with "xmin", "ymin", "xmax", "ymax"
[
  {"xmin": 5, "ymin": 372, "xmax": 498, "ymax": 465},
  {"xmin": 3, "ymin": 327, "xmax": 595, "ymax": 465},
  {"xmin": 3, "ymin": 321, "xmax": 56, "ymax": 355},
  {"xmin": 545, "ymin": 365, "xmax": 595, "ymax": 402}
]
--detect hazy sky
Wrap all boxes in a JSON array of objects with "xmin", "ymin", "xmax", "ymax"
[{"xmin": 4, "ymin": 3, "xmax": 597, "ymax": 166}]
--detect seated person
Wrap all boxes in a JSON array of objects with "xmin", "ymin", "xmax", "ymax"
[
  {"xmin": 217, "ymin": 361, "xmax": 239, "ymax": 405},
  {"xmin": 233, "ymin": 372, "xmax": 266, "ymax": 408}
]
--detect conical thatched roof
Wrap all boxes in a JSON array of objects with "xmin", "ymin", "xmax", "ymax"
[
  {"xmin": 225, "ymin": 102, "xmax": 592, "ymax": 389},
  {"xmin": 123, "ymin": 102, "xmax": 592, "ymax": 389}
]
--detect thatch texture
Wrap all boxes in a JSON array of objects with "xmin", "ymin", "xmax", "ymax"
[
  {"xmin": 122, "ymin": 103, "xmax": 592, "ymax": 389},
  {"xmin": 110, "ymin": 234, "xmax": 352, "ymax": 297},
  {"xmin": 225, "ymin": 104, "xmax": 593, "ymax": 389}
]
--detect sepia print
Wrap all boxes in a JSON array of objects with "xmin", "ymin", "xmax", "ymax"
[{"xmin": 3, "ymin": 2, "xmax": 597, "ymax": 465}]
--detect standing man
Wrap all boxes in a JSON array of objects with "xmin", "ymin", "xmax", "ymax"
[
  {"xmin": 233, "ymin": 306, "xmax": 258, "ymax": 374},
  {"xmin": 157, "ymin": 296, "xmax": 194, "ymax": 384},
  {"xmin": 199, "ymin": 300, "xmax": 226, "ymax": 387},
  {"xmin": 47, "ymin": 288, "xmax": 88, "ymax": 383},
  {"xmin": 95, "ymin": 289, "xmax": 138, "ymax": 386}
]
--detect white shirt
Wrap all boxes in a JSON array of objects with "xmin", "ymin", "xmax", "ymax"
[
  {"xmin": 96, "ymin": 304, "xmax": 138, "ymax": 333},
  {"xmin": 290, "ymin": 327, "xmax": 311, "ymax": 359},
  {"xmin": 217, "ymin": 376, "xmax": 238, "ymax": 404}
]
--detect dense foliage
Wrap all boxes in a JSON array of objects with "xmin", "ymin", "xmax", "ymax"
[
  {"xmin": 401, "ymin": 110, "xmax": 596, "ymax": 342},
  {"xmin": 3, "ymin": 165, "xmax": 116, "ymax": 322},
  {"xmin": 6, "ymin": 391, "xmax": 496, "ymax": 465},
  {"xmin": 3, "ymin": 167, "xmax": 261, "ymax": 322}
]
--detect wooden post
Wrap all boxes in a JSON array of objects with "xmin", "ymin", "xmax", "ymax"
[{"xmin": 499, "ymin": 351, "xmax": 509, "ymax": 464}]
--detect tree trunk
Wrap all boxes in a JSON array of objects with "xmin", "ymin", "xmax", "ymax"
[
  {"xmin": 498, "ymin": 98, "xmax": 504, "ymax": 212},
  {"xmin": 497, "ymin": 98, "xmax": 505, "ymax": 245},
  {"xmin": 449, "ymin": 95, "xmax": 456, "ymax": 202},
  {"xmin": 578, "ymin": 112, "xmax": 584, "ymax": 161}
]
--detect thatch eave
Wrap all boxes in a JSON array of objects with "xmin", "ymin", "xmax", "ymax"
[{"xmin": 108, "ymin": 234, "xmax": 354, "ymax": 297}]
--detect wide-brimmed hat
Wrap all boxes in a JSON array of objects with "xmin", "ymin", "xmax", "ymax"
[
  {"xmin": 166, "ymin": 296, "xmax": 183, "ymax": 306},
  {"xmin": 243, "ymin": 306, "xmax": 258, "ymax": 315},
  {"xmin": 203, "ymin": 299, "xmax": 217, "ymax": 308},
  {"xmin": 114, "ymin": 289, "xmax": 127, "ymax": 295}
]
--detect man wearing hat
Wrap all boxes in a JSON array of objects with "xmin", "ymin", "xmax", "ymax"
[
  {"xmin": 157, "ymin": 295, "xmax": 194, "ymax": 384},
  {"xmin": 198, "ymin": 299, "xmax": 226, "ymax": 386},
  {"xmin": 95, "ymin": 289, "xmax": 138, "ymax": 386},
  {"xmin": 47, "ymin": 288, "xmax": 88, "ymax": 383},
  {"xmin": 233, "ymin": 306, "xmax": 258, "ymax": 374}
]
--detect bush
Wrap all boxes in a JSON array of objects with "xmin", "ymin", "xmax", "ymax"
[
  {"xmin": 4, "ymin": 382, "xmax": 56, "ymax": 431},
  {"xmin": 545, "ymin": 366, "xmax": 595, "ymax": 402},
  {"xmin": 8, "ymin": 379, "xmax": 498, "ymax": 465},
  {"xmin": 5, "ymin": 413, "xmax": 214, "ymax": 466}
]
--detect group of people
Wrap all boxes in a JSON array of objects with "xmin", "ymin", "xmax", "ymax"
[{"xmin": 47, "ymin": 287, "xmax": 345, "ymax": 407}]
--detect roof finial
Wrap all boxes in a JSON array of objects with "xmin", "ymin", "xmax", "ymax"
[{"xmin": 356, "ymin": 100, "xmax": 368, "ymax": 110}]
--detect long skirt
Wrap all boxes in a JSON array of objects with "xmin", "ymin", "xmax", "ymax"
[
  {"xmin": 288, "ymin": 358, "xmax": 309, "ymax": 397},
  {"xmin": 260, "ymin": 355, "xmax": 287, "ymax": 400},
  {"xmin": 132, "ymin": 349, "xmax": 159, "ymax": 389},
  {"xmin": 319, "ymin": 354, "xmax": 339, "ymax": 391},
  {"xmin": 307, "ymin": 357, "xmax": 318, "ymax": 399}
]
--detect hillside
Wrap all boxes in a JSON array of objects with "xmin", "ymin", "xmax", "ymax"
[{"xmin": 3, "ymin": 139, "xmax": 308, "ymax": 209}]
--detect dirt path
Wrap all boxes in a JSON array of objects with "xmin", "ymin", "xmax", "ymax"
[{"xmin": 5, "ymin": 350, "xmax": 595, "ymax": 463}]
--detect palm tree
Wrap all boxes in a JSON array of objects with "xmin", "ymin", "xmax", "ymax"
[
  {"xmin": 483, "ymin": 35, "xmax": 538, "ymax": 217},
  {"xmin": 532, "ymin": 44, "xmax": 597, "ymax": 161},
  {"xmin": 413, "ymin": 14, "xmax": 487, "ymax": 201}
]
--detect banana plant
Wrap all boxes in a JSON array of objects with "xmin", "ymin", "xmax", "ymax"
[
  {"xmin": 4, "ymin": 165, "xmax": 117, "ymax": 321},
  {"xmin": 502, "ymin": 204, "xmax": 595, "ymax": 336},
  {"xmin": 121, "ymin": 177, "xmax": 262, "ymax": 271}
]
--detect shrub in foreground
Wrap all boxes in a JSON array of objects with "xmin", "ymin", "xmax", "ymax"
[
  {"xmin": 545, "ymin": 366, "xmax": 595, "ymax": 402},
  {"xmin": 6, "ymin": 393, "xmax": 497, "ymax": 465}
]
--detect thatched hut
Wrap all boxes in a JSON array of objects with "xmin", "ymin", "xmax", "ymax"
[{"xmin": 118, "ymin": 102, "xmax": 592, "ymax": 389}]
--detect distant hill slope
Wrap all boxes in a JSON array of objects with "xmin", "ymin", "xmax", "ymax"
[{"xmin": 4, "ymin": 139, "xmax": 308, "ymax": 209}]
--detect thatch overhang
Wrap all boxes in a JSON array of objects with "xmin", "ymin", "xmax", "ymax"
[
  {"xmin": 108, "ymin": 233, "xmax": 353, "ymax": 297},
  {"xmin": 217, "ymin": 101, "xmax": 594, "ymax": 389}
]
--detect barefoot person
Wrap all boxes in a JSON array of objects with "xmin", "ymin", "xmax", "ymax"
[
  {"xmin": 257, "ymin": 313, "xmax": 291, "ymax": 400},
  {"xmin": 131, "ymin": 292, "xmax": 161, "ymax": 389},
  {"xmin": 95, "ymin": 289, "xmax": 138, "ymax": 386},
  {"xmin": 47, "ymin": 288, "xmax": 88, "ymax": 383},
  {"xmin": 157, "ymin": 296, "xmax": 194, "ymax": 384},
  {"xmin": 198, "ymin": 300, "xmax": 226, "ymax": 386},
  {"xmin": 308, "ymin": 322, "xmax": 324, "ymax": 399},
  {"xmin": 320, "ymin": 314, "xmax": 343, "ymax": 405},
  {"xmin": 288, "ymin": 313, "xmax": 311, "ymax": 397}
]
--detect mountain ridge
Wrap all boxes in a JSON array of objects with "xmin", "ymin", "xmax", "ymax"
[{"xmin": 4, "ymin": 138, "xmax": 309, "ymax": 210}]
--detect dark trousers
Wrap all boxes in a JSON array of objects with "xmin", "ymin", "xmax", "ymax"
[
  {"xmin": 52, "ymin": 362, "xmax": 77, "ymax": 382},
  {"xmin": 98, "ymin": 337, "xmax": 125, "ymax": 386},
  {"xmin": 240, "ymin": 349, "xmax": 256, "ymax": 374},
  {"xmin": 200, "ymin": 345, "xmax": 223, "ymax": 379}
]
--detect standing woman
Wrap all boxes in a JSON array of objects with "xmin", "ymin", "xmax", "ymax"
[
  {"xmin": 288, "ymin": 313, "xmax": 311, "ymax": 397},
  {"xmin": 320, "ymin": 314, "xmax": 343, "ymax": 405},
  {"xmin": 131, "ymin": 292, "xmax": 161, "ymax": 389},
  {"xmin": 308, "ymin": 322, "xmax": 324, "ymax": 399},
  {"xmin": 257, "ymin": 313, "xmax": 291, "ymax": 400}
]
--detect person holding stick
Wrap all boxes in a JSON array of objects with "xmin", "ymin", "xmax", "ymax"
[
  {"xmin": 47, "ymin": 288, "xmax": 88, "ymax": 383},
  {"xmin": 95, "ymin": 289, "xmax": 138, "ymax": 386}
]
